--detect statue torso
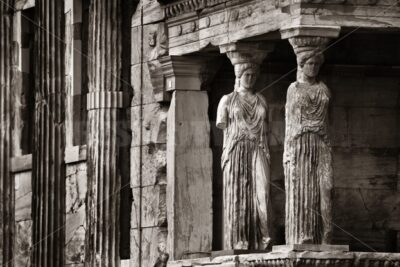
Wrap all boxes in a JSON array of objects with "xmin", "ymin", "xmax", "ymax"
[{"xmin": 285, "ymin": 81, "xmax": 331, "ymax": 143}]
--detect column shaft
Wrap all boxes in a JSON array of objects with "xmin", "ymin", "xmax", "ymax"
[
  {"xmin": 32, "ymin": 0, "xmax": 66, "ymax": 266},
  {"xmin": 0, "ymin": 1, "xmax": 14, "ymax": 266},
  {"xmin": 85, "ymin": 0, "xmax": 122, "ymax": 266}
]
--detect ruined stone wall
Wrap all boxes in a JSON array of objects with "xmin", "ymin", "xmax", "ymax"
[{"xmin": 131, "ymin": 0, "xmax": 168, "ymax": 266}]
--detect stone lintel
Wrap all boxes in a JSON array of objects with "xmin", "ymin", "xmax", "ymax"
[
  {"xmin": 280, "ymin": 25, "xmax": 341, "ymax": 39},
  {"xmin": 272, "ymin": 244, "xmax": 350, "ymax": 253},
  {"xmin": 11, "ymin": 154, "xmax": 32, "ymax": 173}
]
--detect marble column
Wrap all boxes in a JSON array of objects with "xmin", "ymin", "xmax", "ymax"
[
  {"xmin": 32, "ymin": 0, "xmax": 66, "ymax": 265},
  {"xmin": 0, "ymin": 1, "xmax": 14, "ymax": 266},
  {"xmin": 281, "ymin": 26, "xmax": 340, "ymax": 245},
  {"xmin": 162, "ymin": 55, "xmax": 217, "ymax": 260},
  {"xmin": 85, "ymin": 0, "xmax": 127, "ymax": 266}
]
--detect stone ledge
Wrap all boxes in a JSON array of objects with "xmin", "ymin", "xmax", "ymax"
[
  {"xmin": 65, "ymin": 145, "xmax": 87, "ymax": 164},
  {"xmin": 272, "ymin": 244, "xmax": 350, "ymax": 252},
  {"xmin": 11, "ymin": 154, "xmax": 32, "ymax": 173},
  {"xmin": 168, "ymin": 251, "xmax": 400, "ymax": 267}
]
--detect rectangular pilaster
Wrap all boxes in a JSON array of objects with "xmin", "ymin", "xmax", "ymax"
[{"xmin": 167, "ymin": 89, "xmax": 213, "ymax": 260}]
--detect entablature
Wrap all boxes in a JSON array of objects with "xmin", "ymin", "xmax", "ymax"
[{"xmin": 158, "ymin": 0, "xmax": 400, "ymax": 55}]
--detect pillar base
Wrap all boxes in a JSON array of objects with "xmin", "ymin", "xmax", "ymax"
[{"xmin": 168, "ymin": 251, "xmax": 400, "ymax": 267}]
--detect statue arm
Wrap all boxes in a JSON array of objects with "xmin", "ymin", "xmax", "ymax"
[{"xmin": 216, "ymin": 95, "xmax": 229, "ymax": 129}]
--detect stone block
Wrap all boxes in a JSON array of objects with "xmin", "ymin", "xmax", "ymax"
[
  {"xmin": 14, "ymin": 220, "xmax": 32, "ymax": 267},
  {"xmin": 15, "ymin": 171, "xmax": 31, "ymax": 222},
  {"xmin": 131, "ymin": 26, "xmax": 142, "ymax": 65},
  {"xmin": 131, "ymin": 106, "xmax": 141, "ymax": 147},
  {"xmin": 330, "ymin": 107, "xmax": 349, "ymax": 148},
  {"xmin": 141, "ymin": 143, "xmax": 166, "ymax": 186},
  {"xmin": 333, "ymin": 188, "xmax": 400, "ymax": 231},
  {"xmin": 131, "ymin": 62, "xmax": 160, "ymax": 106},
  {"xmin": 65, "ymin": 225, "xmax": 85, "ymax": 264},
  {"xmin": 131, "ymin": 143, "xmax": 167, "ymax": 188},
  {"xmin": 131, "ymin": 188, "xmax": 140, "ymax": 229},
  {"xmin": 327, "ymin": 76, "xmax": 400, "ymax": 108},
  {"xmin": 65, "ymin": 162, "xmax": 87, "ymax": 265},
  {"xmin": 141, "ymin": 227, "xmax": 167, "ymax": 267},
  {"xmin": 348, "ymin": 108, "xmax": 398, "ymax": 148},
  {"xmin": 130, "ymin": 229, "xmax": 140, "ymax": 267},
  {"xmin": 131, "ymin": 184, "xmax": 167, "ymax": 229},
  {"xmin": 66, "ymin": 162, "xmax": 87, "ymax": 213},
  {"xmin": 131, "ymin": 103, "xmax": 168, "ymax": 147},
  {"xmin": 333, "ymin": 149, "xmax": 397, "ymax": 190},
  {"xmin": 131, "ymin": 0, "xmax": 164, "ymax": 27}
]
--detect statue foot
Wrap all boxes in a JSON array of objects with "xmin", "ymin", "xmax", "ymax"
[
  {"xmin": 234, "ymin": 241, "xmax": 249, "ymax": 250},
  {"xmin": 262, "ymin": 237, "xmax": 272, "ymax": 249}
]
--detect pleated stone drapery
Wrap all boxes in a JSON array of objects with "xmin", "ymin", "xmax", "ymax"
[
  {"xmin": 284, "ymin": 81, "xmax": 333, "ymax": 245},
  {"xmin": 0, "ymin": 1, "xmax": 14, "ymax": 266},
  {"xmin": 85, "ymin": 0, "xmax": 124, "ymax": 265},
  {"xmin": 32, "ymin": 0, "xmax": 66, "ymax": 265},
  {"xmin": 217, "ymin": 91, "xmax": 272, "ymax": 250}
]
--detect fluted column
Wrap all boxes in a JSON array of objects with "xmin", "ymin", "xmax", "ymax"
[
  {"xmin": 32, "ymin": 0, "xmax": 66, "ymax": 266},
  {"xmin": 85, "ymin": 1, "xmax": 125, "ymax": 266},
  {"xmin": 0, "ymin": 1, "xmax": 14, "ymax": 266}
]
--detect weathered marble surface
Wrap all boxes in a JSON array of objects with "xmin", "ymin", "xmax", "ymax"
[
  {"xmin": 14, "ymin": 220, "xmax": 32, "ymax": 267},
  {"xmin": 284, "ymin": 36, "xmax": 334, "ymax": 245},
  {"xmin": 14, "ymin": 171, "xmax": 32, "ymax": 267},
  {"xmin": 65, "ymin": 163, "xmax": 87, "ymax": 265},
  {"xmin": 217, "ymin": 43, "xmax": 272, "ymax": 250},
  {"xmin": 168, "ymin": 252, "xmax": 400, "ymax": 267}
]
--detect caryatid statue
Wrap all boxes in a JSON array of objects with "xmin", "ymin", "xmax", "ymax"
[
  {"xmin": 217, "ymin": 43, "xmax": 273, "ymax": 250},
  {"xmin": 284, "ymin": 36, "xmax": 333, "ymax": 245}
]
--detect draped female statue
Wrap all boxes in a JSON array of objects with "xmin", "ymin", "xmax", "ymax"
[
  {"xmin": 216, "ymin": 61, "xmax": 272, "ymax": 250},
  {"xmin": 284, "ymin": 37, "xmax": 333, "ymax": 245}
]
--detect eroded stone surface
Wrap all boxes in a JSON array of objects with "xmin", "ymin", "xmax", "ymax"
[
  {"xmin": 284, "ymin": 36, "xmax": 333, "ymax": 245},
  {"xmin": 131, "ymin": 103, "xmax": 168, "ymax": 147},
  {"xmin": 14, "ymin": 220, "xmax": 32, "ymax": 267},
  {"xmin": 15, "ymin": 171, "xmax": 31, "ymax": 222},
  {"xmin": 65, "ymin": 163, "xmax": 87, "ymax": 265},
  {"xmin": 131, "ymin": 143, "xmax": 166, "ymax": 188},
  {"xmin": 167, "ymin": 251, "xmax": 400, "ymax": 267}
]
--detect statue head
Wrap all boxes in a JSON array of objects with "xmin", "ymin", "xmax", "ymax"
[
  {"xmin": 298, "ymin": 51, "xmax": 324, "ymax": 78},
  {"xmin": 234, "ymin": 63, "xmax": 260, "ymax": 91}
]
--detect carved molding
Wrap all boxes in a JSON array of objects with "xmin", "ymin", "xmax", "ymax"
[
  {"xmin": 164, "ymin": 0, "xmax": 243, "ymax": 18},
  {"xmin": 281, "ymin": 25, "xmax": 341, "ymax": 39},
  {"xmin": 220, "ymin": 42, "xmax": 275, "ymax": 66},
  {"xmin": 168, "ymin": 252, "xmax": 400, "ymax": 267}
]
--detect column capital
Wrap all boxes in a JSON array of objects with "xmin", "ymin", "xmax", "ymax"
[
  {"xmin": 158, "ymin": 55, "xmax": 221, "ymax": 92},
  {"xmin": 280, "ymin": 25, "xmax": 341, "ymax": 40},
  {"xmin": 219, "ymin": 42, "xmax": 274, "ymax": 66}
]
